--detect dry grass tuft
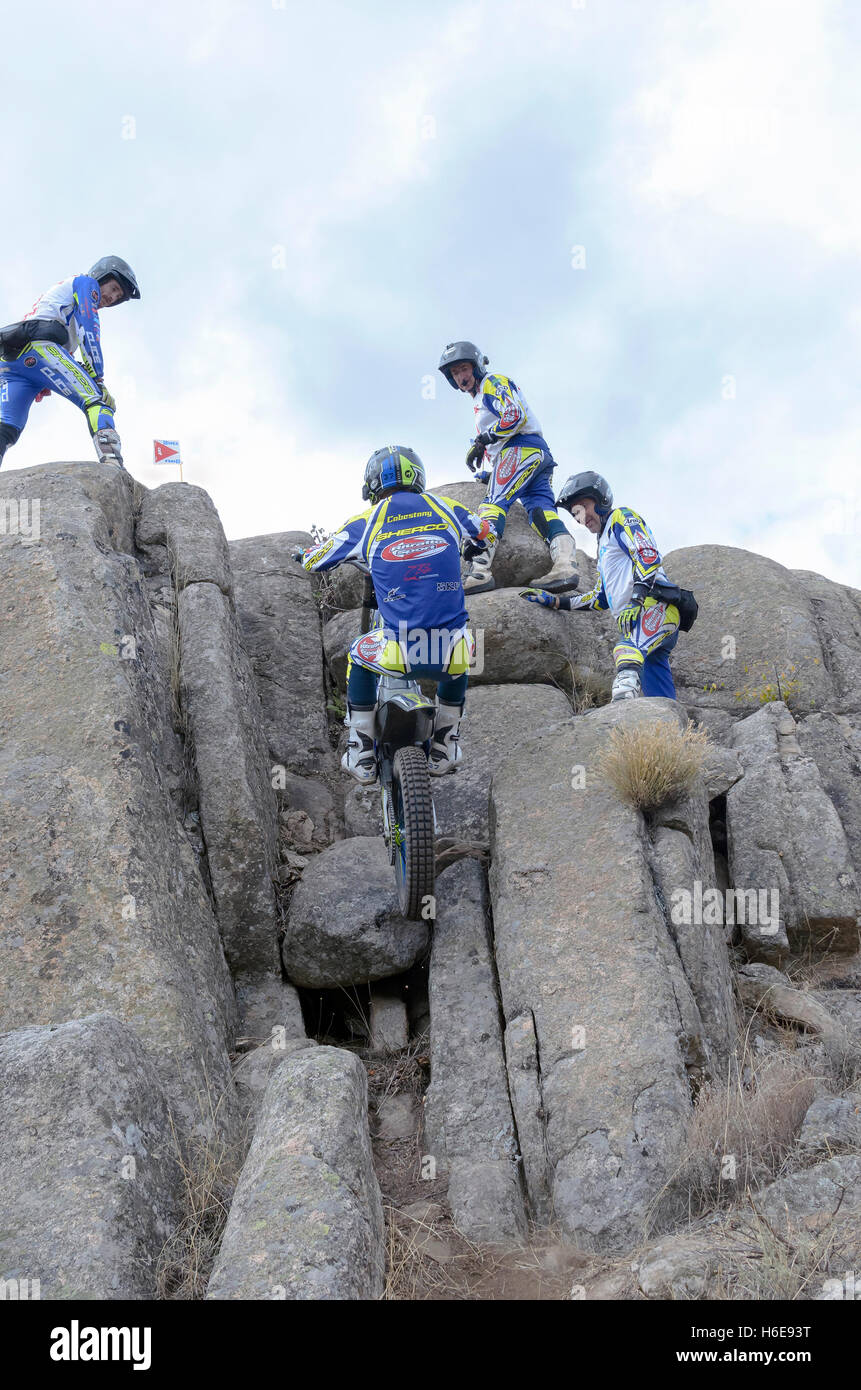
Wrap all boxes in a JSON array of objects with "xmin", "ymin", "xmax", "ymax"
[
  {"xmin": 156, "ymin": 1087, "xmax": 242, "ymax": 1301},
  {"xmin": 600, "ymin": 718, "xmax": 710, "ymax": 811},
  {"xmin": 648, "ymin": 1044, "xmax": 820, "ymax": 1235}
]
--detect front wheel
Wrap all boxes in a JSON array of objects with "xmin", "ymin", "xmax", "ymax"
[{"xmin": 391, "ymin": 746, "xmax": 435, "ymax": 920}]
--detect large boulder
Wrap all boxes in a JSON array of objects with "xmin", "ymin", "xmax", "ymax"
[
  {"xmin": 726, "ymin": 702, "xmax": 860, "ymax": 960},
  {"xmin": 753, "ymin": 1155, "xmax": 861, "ymax": 1234},
  {"xmin": 797, "ymin": 713, "xmax": 861, "ymax": 878},
  {"xmin": 0, "ymin": 1015, "xmax": 182, "ymax": 1299},
  {"xmin": 137, "ymin": 481, "xmax": 233, "ymax": 594},
  {"xmin": 433, "ymin": 684, "xmax": 573, "ymax": 845},
  {"xmin": 0, "ymin": 464, "xmax": 237, "ymax": 1136},
  {"xmin": 207, "ymin": 1047, "xmax": 384, "ymax": 1300},
  {"xmin": 423, "ymin": 860, "xmax": 526, "ymax": 1242},
  {"xmin": 429, "ymin": 479, "xmax": 548, "ymax": 590},
  {"xmin": 666, "ymin": 545, "xmax": 860, "ymax": 716},
  {"xmin": 323, "ymin": 589, "xmax": 613, "ymax": 696},
  {"xmin": 177, "ymin": 580, "xmax": 280, "ymax": 980},
  {"xmin": 489, "ymin": 699, "xmax": 729, "ymax": 1250},
  {"xmin": 230, "ymin": 532, "xmax": 335, "ymax": 777},
  {"xmin": 281, "ymin": 837, "xmax": 429, "ymax": 987}
]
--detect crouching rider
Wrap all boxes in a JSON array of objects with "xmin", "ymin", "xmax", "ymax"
[
  {"xmin": 520, "ymin": 471, "xmax": 697, "ymax": 702},
  {"xmin": 437, "ymin": 340, "xmax": 579, "ymax": 596},
  {"xmin": 296, "ymin": 446, "xmax": 490, "ymax": 783},
  {"xmin": 0, "ymin": 254, "xmax": 141, "ymax": 469}
]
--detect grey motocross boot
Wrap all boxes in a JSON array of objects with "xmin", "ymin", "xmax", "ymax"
[
  {"xmin": 428, "ymin": 700, "xmax": 464, "ymax": 775},
  {"xmin": 463, "ymin": 532, "xmax": 497, "ymax": 595},
  {"xmin": 93, "ymin": 427, "xmax": 125, "ymax": 469},
  {"xmin": 611, "ymin": 667, "xmax": 642, "ymax": 702},
  {"xmin": 530, "ymin": 530, "xmax": 579, "ymax": 593},
  {"xmin": 341, "ymin": 705, "xmax": 378, "ymax": 783}
]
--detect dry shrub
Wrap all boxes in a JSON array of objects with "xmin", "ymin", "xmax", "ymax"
[
  {"xmin": 649, "ymin": 1049, "xmax": 819, "ymax": 1233},
  {"xmin": 601, "ymin": 718, "xmax": 709, "ymax": 811},
  {"xmin": 704, "ymin": 1205, "xmax": 861, "ymax": 1301}
]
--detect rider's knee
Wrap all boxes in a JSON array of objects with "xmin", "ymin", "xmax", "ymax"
[{"xmin": 0, "ymin": 422, "xmax": 21, "ymax": 460}]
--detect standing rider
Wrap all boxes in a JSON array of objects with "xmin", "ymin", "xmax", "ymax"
[
  {"xmin": 520, "ymin": 471, "xmax": 696, "ymax": 701},
  {"xmin": 296, "ymin": 446, "xmax": 490, "ymax": 783},
  {"xmin": 0, "ymin": 255, "xmax": 141, "ymax": 470},
  {"xmin": 437, "ymin": 340, "xmax": 579, "ymax": 596}
]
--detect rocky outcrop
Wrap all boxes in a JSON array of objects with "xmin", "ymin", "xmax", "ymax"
[
  {"xmin": 0, "ymin": 463, "xmax": 237, "ymax": 1135},
  {"xmin": 797, "ymin": 713, "xmax": 861, "ymax": 878},
  {"xmin": 206, "ymin": 1047, "xmax": 384, "ymax": 1300},
  {"xmin": 666, "ymin": 544, "xmax": 861, "ymax": 716},
  {"xmin": 281, "ymin": 837, "xmax": 429, "ymax": 987},
  {"xmin": 230, "ymin": 532, "xmax": 335, "ymax": 777},
  {"xmin": 0, "ymin": 1014, "xmax": 182, "ymax": 1299},
  {"xmin": 727, "ymin": 702, "xmax": 860, "ymax": 961},
  {"xmin": 752, "ymin": 1154, "xmax": 861, "ymax": 1232},
  {"xmin": 489, "ymin": 698, "xmax": 732, "ymax": 1250},
  {"xmin": 323, "ymin": 589, "xmax": 613, "ymax": 697},
  {"xmin": 423, "ymin": 860, "xmax": 526, "ymax": 1242},
  {"xmin": 433, "ymin": 684, "xmax": 573, "ymax": 846},
  {"xmin": 137, "ymin": 481, "xmax": 233, "ymax": 594},
  {"xmin": 798, "ymin": 1093, "xmax": 861, "ymax": 1155},
  {"xmin": 178, "ymin": 581, "xmax": 280, "ymax": 981}
]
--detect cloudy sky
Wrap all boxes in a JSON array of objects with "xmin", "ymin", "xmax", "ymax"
[{"xmin": 1, "ymin": 0, "xmax": 859, "ymax": 583}]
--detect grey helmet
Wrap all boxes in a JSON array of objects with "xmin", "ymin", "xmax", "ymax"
[
  {"xmin": 556, "ymin": 471, "xmax": 614, "ymax": 519},
  {"xmin": 89, "ymin": 255, "xmax": 141, "ymax": 301},
  {"xmin": 438, "ymin": 340, "xmax": 489, "ymax": 388},
  {"xmin": 362, "ymin": 445, "xmax": 426, "ymax": 503}
]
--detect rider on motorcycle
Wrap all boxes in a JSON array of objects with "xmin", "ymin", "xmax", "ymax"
[
  {"xmin": 296, "ymin": 446, "xmax": 490, "ymax": 783},
  {"xmin": 0, "ymin": 255, "xmax": 141, "ymax": 470},
  {"xmin": 520, "ymin": 471, "xmax": 696, "ymax": 702}
]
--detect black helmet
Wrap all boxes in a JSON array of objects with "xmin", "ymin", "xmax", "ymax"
[
  {"xmin": 363, "ymin": 446, "xmax": 427, "ymax": 503},
  {"xmin": 438, "ymin": 340, "xmax": 489, "ymax": 388},
  {"xmin": 556, "ymin": 471, "xmax": 614, "ymax": 517},
  {"xmin": 89, "ymin": 255, "xmax": 141, "ymax": 301}
]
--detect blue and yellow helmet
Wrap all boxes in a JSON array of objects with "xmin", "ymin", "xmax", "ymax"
[{"xmin": 363, "ymin": 446, "xmax": 426, "ymax": 502}]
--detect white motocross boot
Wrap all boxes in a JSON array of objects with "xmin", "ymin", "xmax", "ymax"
[
  {"xmin": 93, "ymin": 427, "xmax": 125, "ymax": 469},
  {"xmin": 428, "ymin": 701, "xmax": 464, "ymax": 775},
  {"xmin": 611, "ymin": 668, "xmax": 642, "ymax": 702},
  {"xmin": 530, "ymin": 531, "xmax": 579, "ymax": 593},
  {"xmin": 463, "ymin": 532, "xmax": 498, "ymax": 595},
  {"xmin": 341, "ymin": 706, "xmax": 378, "ymax": 783}
]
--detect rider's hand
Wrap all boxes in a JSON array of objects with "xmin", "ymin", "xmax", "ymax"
[
  {"xmin": 465, "ymin": 440, "xmax": 485, "ymax": 473},
  {"xmin": 34, "ymin": 389, "xmax": 51, "ymax": 403},
  {"xmin": 100, "ymin": 385, "xmax": 117, "ymax": 413},
  {"xmin": 616, "ymin": 600, "xmax": 643, "ymax": 638},
  {"xmin": 291, "ymin": 549, "xmax": 306, "ymax": 564},
  {"xmin": 462, "ymin": 538, "xmax": 486, "ymax": 561},
  {"xmin": 520, "ymin": 588, "xmax": 559, "ymax": 609}
]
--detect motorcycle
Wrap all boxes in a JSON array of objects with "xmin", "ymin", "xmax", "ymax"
[{"xmin": 357, "ymin": 573, "xmax": 437, "ymax": 920}]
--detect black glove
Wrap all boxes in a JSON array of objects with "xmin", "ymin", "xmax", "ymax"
[
  {"xmin": 465, "ymin": 431, "xmax": 497, "ymax": 473},
  {"xmin": 462, "ymin": 538, "xmax": 486, "ymax": 561},
  {"xmin": 291, "ymin": 549, "xmax": 306, "ymax": 564}
]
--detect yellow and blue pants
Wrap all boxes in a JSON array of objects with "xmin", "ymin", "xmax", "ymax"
[
  {"xmin": 480, "ymin": 445, "xmax": 567, "ymax": 544},
  {"xmin": 0, "ymin": 342, "xmax": 113, "ymax": 461},
  {"xmin": 614, "ymin": 596, "xmax": 680, "ymax": 698},
  {"xmin": 346, "ymin": 623, "xmax": 474, "ymax": 708}
]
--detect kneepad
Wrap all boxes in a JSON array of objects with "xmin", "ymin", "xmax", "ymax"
[{"xmin": 0, "ymin": 422, "xmax": 21, "ymax": 455}]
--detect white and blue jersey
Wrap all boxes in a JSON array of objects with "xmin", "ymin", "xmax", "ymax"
[
  {"xmin": 23, "ymin": 274, "xmax": 105, "ymax": 380},
  {"xmin": 301, "ymin": 490, "xmax": 488, "ymax": 634}
]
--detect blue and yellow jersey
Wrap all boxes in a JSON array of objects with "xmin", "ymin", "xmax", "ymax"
[
  {"xmin": 23, "ymin": 273, "xmax": 105, "ymax": 379},
  {"xmin": 301, "ymin": 490, "xmax": 488, "ymax": 633},
  {"xmin": 569, "ymin": 506, "xmax": 666, "ymax": 613},
  {"xmin": 473, "ymin": 373, "xmax": 548, "ymax": 465}
]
